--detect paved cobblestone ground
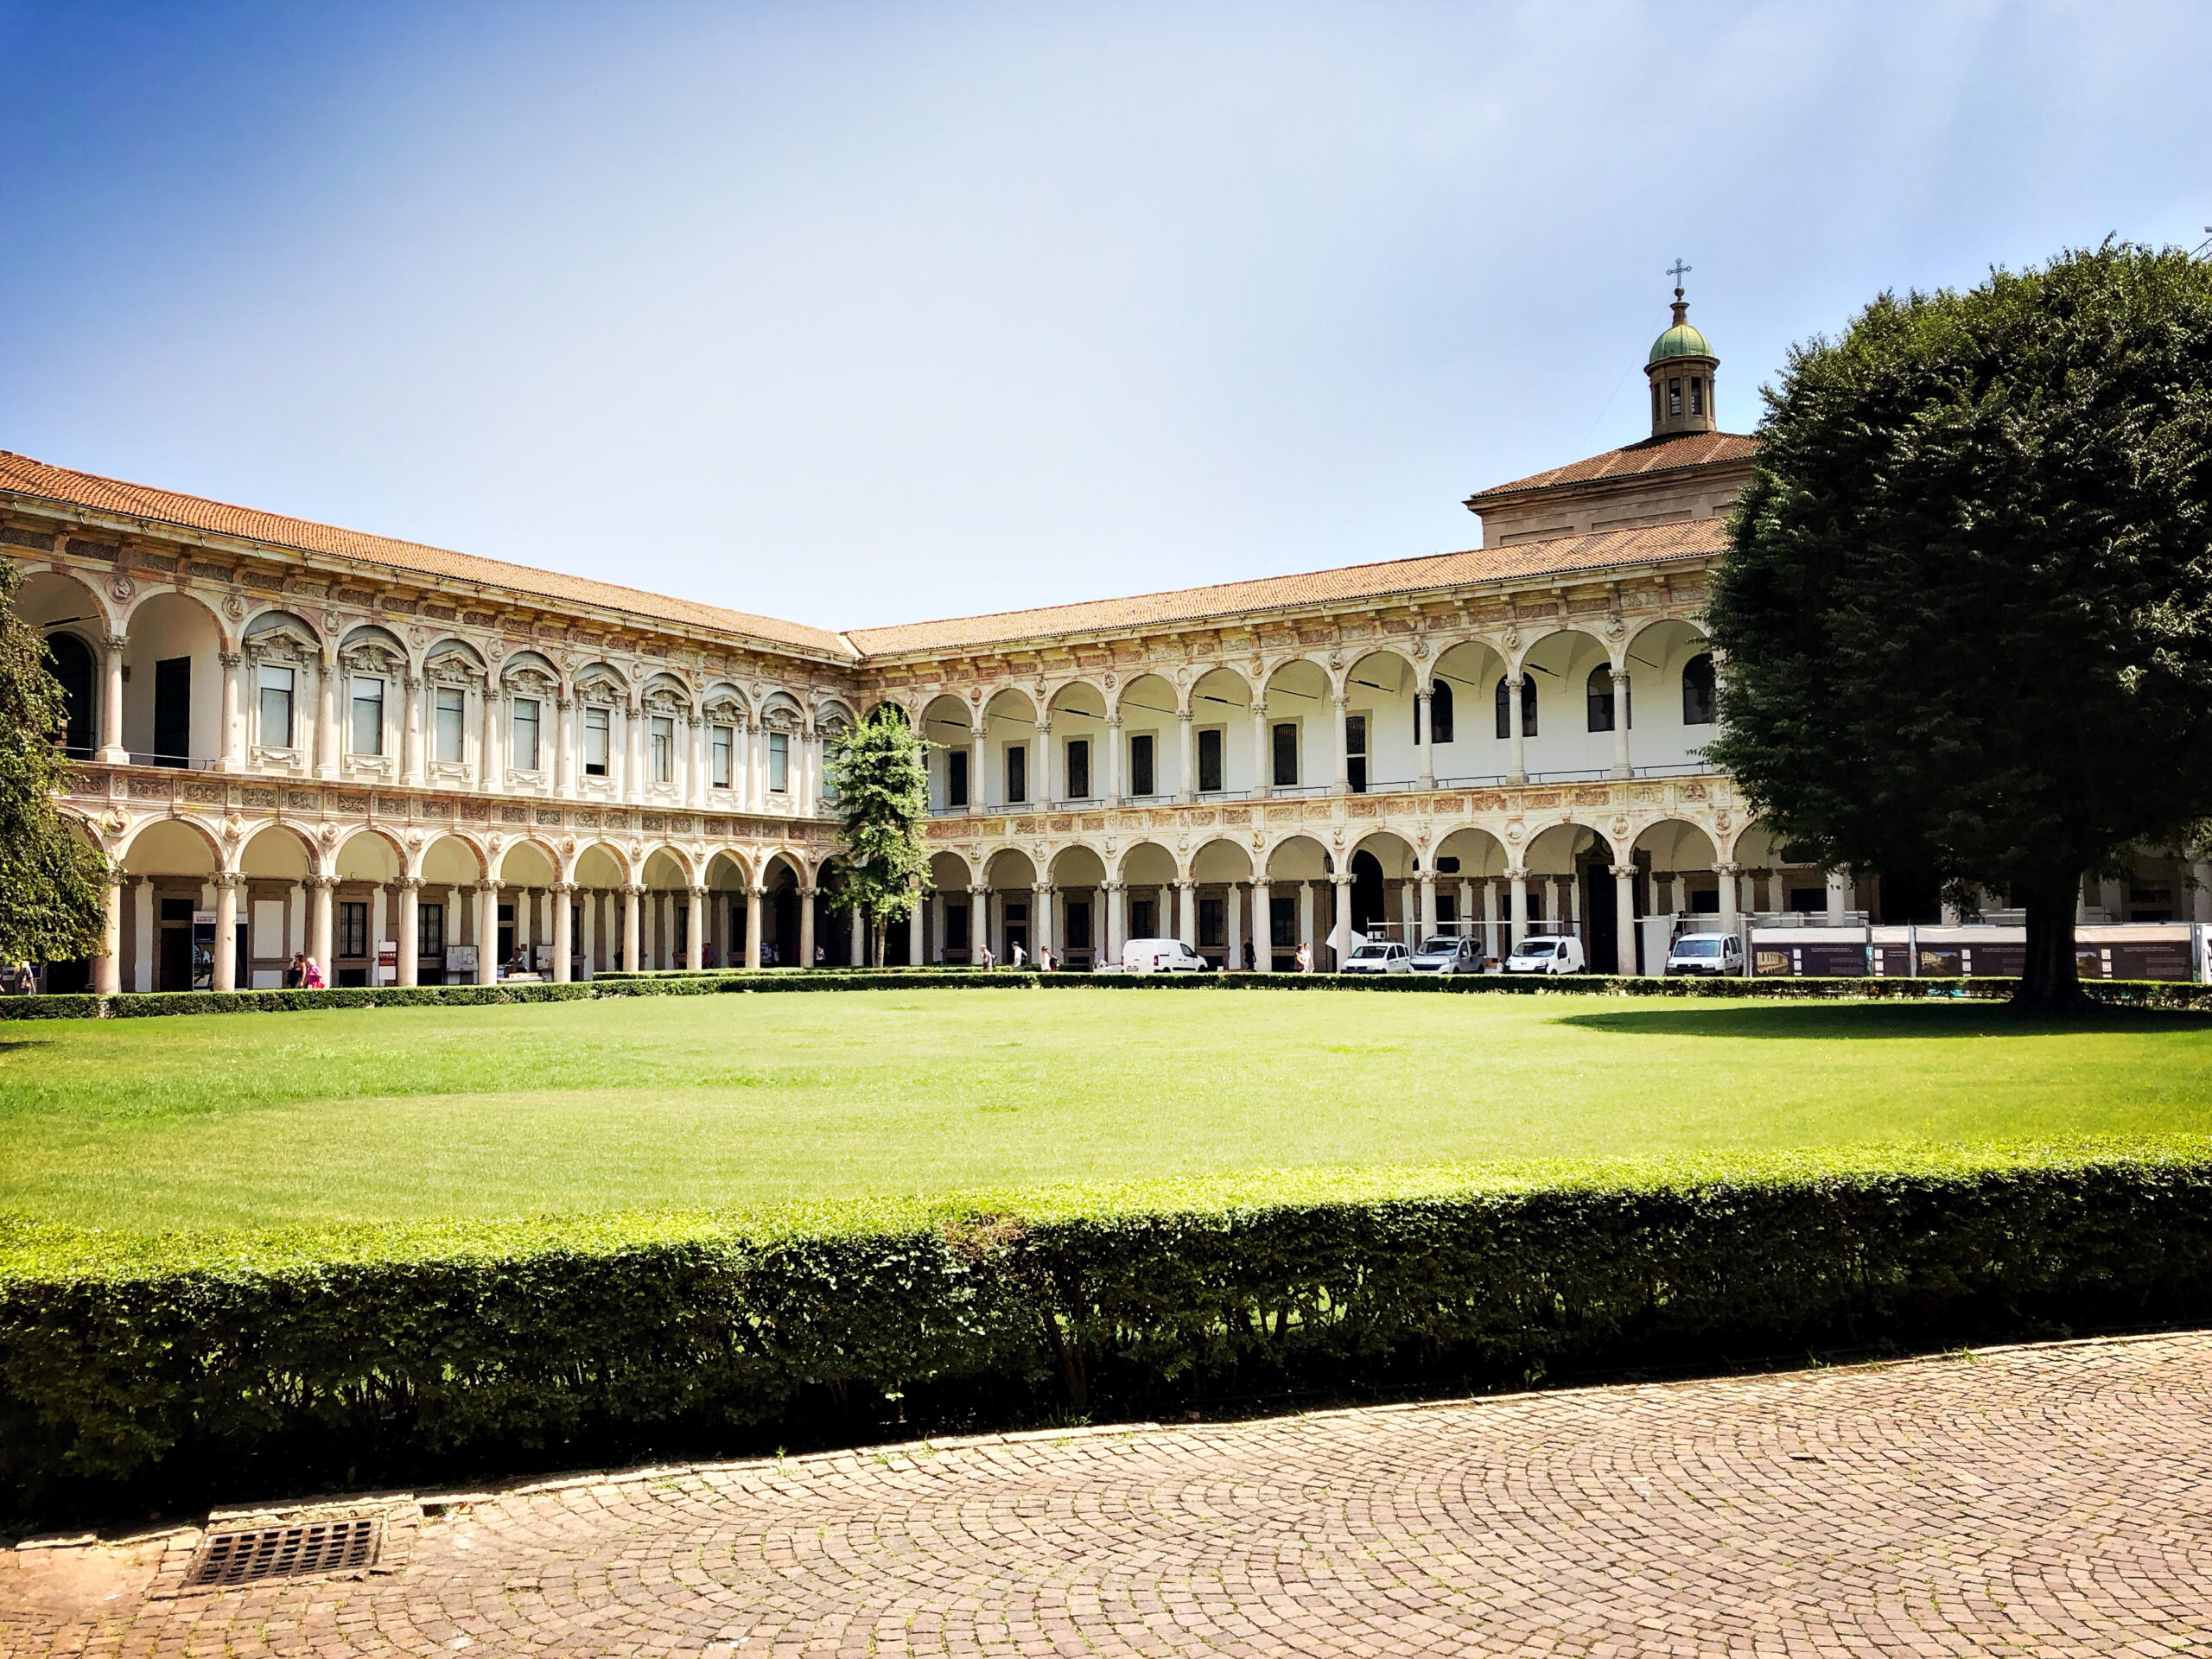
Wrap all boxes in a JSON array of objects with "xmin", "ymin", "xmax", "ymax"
[{"xmin": 8, "ymin": 1332, "xmax": 2209, "ymax": 1657}]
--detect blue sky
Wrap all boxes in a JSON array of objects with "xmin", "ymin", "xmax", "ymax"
[{"xmin": 3, "ymin": 1, "xmax": 2207, "ymax": 630}]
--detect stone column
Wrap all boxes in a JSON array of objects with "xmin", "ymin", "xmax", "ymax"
[
  {"xmin": 1327, "ymin": 872, "xmax": 1351, "ymax": 967},
  {"xmin": 1033, "ymin": 883, "xmax": 1053, "ymax": 956},
  {"xmin": 93, "ymin": 872, "xmax": 124, "ymax": 995},
  {"xmin": 1506, "ymin": 675, "xmax": 1528, "ymax": 783},
  {"xmin": 1420, "ymin": 871, "xmax": 1438, "ymax": 939},
  {"xmin": 1176, "ymin": 709, "xmax": 1195, "ymax": 803},
  {"xmin": 799, "ymin": 886, "xmax": 817, "ymax": 968},
  {"xmin": 1249, "ymin": 879, "xmax": 1271, "ymax": 970},
  {"xmin": 1103, "ymin": 880, "xmax": 1126, "ymax": 959},
  {"xmin": 2192, "ymin": 861, "xmax": 2212, "ymax": 926},
  {"xmin": 1611, "ymin": 864, "xmax": 1638, "ymax": 975},
  {"xmin": 556, "ymin": 695, "xmax": 576, "ymax": 798},
  {"xmin": 1300, "ymin": 880, "xmax": 1316, "ymax": 965},
  {"xmin": 310, "ymin": 875, "xmax": 335, "ymax": 979},
  {"xmin": 397, "ymin": 877, "xmax": 421, "ymax": 986},
  {"xmin": 1415, "ymin": 689, "xmax": 1434, "ymax": 789},
  {"xmin": 1509, "ymin": 868, "xmax": 1530, "ymax": 947},
  {"xmin": 1168, "ymin": 878, "xmax": 1191, "ymax": 946},
  {"xmin": 471, "ymin": 879, "xmax": 497, "ymax": 983},
  {"xmin": 217, "ymin": 652, "xmax": 243, "ymax": 770},
  {"xmin": 625, "ymin": 698, "xmax": 643, "ymax": 804},
  {"xmin": 580, "ymin": 889, "xmax": 597, "ymax": 976},
  {"xmin": 212, "ymin": 872, "xmax": 240, "ymax": 990},
  {"xmin": 134, "ymin": 876, "xmax": 155, "ymax": 991},
  {"xmin": 682, "ymin": 886, "xmax": 702, "ymax": 971},
  {"xmin": 1038, "ymin": 717, "xmax": 1055, "ymax": 805},
  {"xmin": 1250, "ymin": 704, "xmax": 1270, "ymax": 801},
  {"xmin": 687, "ymin": 715, "xmax": 706, "ymax": 809},
  {"xmin": 1482, "ymin": 879, "xmax": 1501, "ymax": 957},
  {"xmin": 1226, "ymin": 883, "xmax": 1243, "ymax": 969},
  {"xmin": 615, "ymin": 883, "xmax": 638, "ymax": 973},
  {"xmin": 909, "ymin": 893, "xmax": 925, "ymax": 967},
  {"xmin": 402, "ymin": 674, "xmax": 425, "ymax": 785},
  {"xmin": 483, "ymin": 681, "xmax": 505, "ymax": 792},
  {"xmin": 969, "ymin": 724, "xmax": 986, "ymax": 816},
  {"xmin": 929, "ymin": 889, "xmax": 947, "ymax": 963},
  {"xmin": 744, "ymin": 884, "xmax": 764, "ymax": 968},
  {"xmin": 541, "ymin": 883, "xmax": 568, "ymax": 982},
  {"xmin": 316, "ymin": 647, "xmax": 340, "ymax": 779},
  {"xmin": 1715, "ymin": 861, "xmax": 1741, "ymax": 931},
  {"xmin": 99, "ymin": 633, "xmax": 128, "ymax": 761},
  {"xmin": 1331, "ymin": 694, "xmax": 1350, "ymax": 795},
  {"xmin": 1457, "ymin": 878, "xmax": 1474, "ymax": 935},
  {"xmin": 746, "ymin": 717, "xmax": 765, "ymax": 810},
  {"xmin": 1104, "ymin": 715, "xmax": 1123, "ymax": 806},
  {"xmin": 1610, "ymin": 668, "xmax": 1632, "ymax": 779}
]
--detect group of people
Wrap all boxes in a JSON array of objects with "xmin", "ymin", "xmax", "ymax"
[{"xmin": 282, "ymin": 953, "xmax": 327, "ymax": 988}]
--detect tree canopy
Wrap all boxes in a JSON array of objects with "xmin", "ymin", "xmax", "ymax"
[
  {"xmin": 823, "ymin": 705, "xmax": 931, "ymax": 965},
  {"xmin": 1707, "ymin": 242, "xmax": 2212, "ymax": 1010},
  {"xmin": 0, "ymin": 562, "xmax": 109, "ymax": 969}
]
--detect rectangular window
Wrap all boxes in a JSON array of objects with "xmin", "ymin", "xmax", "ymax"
[
  {"xmin": 1345, "ymin": 713, "xmax": 1368, "ymax": 793},
  {"xmin": 1430, "ymin": 682, "xmax": 1453, "ymax": 744},
  {"xmin": 349, "ymin": 677, "xmax": 384, "ymax": 755},
  {"xmin": 1272, "ymin": 722, "xmax": 1299, "ymax": 786},
  {"xmin": 435, "ymin": 687, "xmax": 466, "ymax": 763},
  {"xmin": 257, "ymin": 665, "xmax": 294, "ymax": 749},
  {"xmin": 1065, "ymin": 738, "xmax": 1090, "ymax": 800},
  {"xmin": 651, "ymin": 715, "xmax": 674, "ymax": 783},
  {"xmin": 947, "ymin": 905, "xmax": 971, "ymax": 951},
  {"xmin": 1669, "ymin": 377, "xmax": 1682, "ymax": 416},
  {"xmin": 338, "ymin": 900, "xmax": 367, "ymax": 959},
  {"xmin": 1130, "ymin": 898, "xmax": 1156, "ymax": 938},
  {"xmin": 1199, "ymin": 897, "xmax": 1225, "ymax": 948},
  {"xmin": 767, "ymin": 729, "xmax": 790, "ymax": 792},
  {"xmin": 417, "ymin": 902, "xmax": 444, "ymax": 962},
  {"xmin": 1197, "ymin": 728, "xmax": 1224, "ymax": 792},
  {"xmin": 947, "ymin": 747, "xmax": 969, "ymax": 807},
  {"xmin": 1005, "ymin": 743, "xmax": 1027, "ymax": 804},
  {"xmin": 712, "ymin": 724, "xmax": 734, "ymax": 788},
  {"xmin": 1065, "ymin": 900, "xmax": 1092, "ymax": 949},
  {"xmin": 583, "ymin": 704, "xmax": 610, "ymax": 775},
  {"xmin": 1270, "ymin": 894, "xmax": 1295, "ymax": 947},
  {"xmin": 512, "ymin": 697, "xmax": 541, "ymax": 772},
  {"xmin": 1690, "ymin": 376, "xmax": 1704, "ymax": 415},
  {"xmin": 1131, "ymin": 733, "xmax": 1156, "ymax": 797}
]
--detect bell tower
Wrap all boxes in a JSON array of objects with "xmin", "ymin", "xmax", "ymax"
[{"xmin": 1645, "ymin": 261, "xmax": 1718, "ymax": 438}]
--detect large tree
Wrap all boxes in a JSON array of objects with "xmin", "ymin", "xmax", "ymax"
[
  {"xmin": 0, "ymin": 562, "xmax": 109, "ymax": 969},
  {"xmin": 823, "ymin": 705, "xmax": 931, "ymax": 967},
  {"xmin": 1707, "ymin": 242, "xmax": 2212, "ymax": 1012}
]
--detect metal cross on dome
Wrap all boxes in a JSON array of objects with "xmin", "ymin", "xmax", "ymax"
[{"xmin": 1667, "ymin": 258, "xmax": 1692, "ymax": 296}]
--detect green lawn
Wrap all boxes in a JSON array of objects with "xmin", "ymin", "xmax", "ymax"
[{"xmin": 5, "ymin": 989, "xmax": 2210, "ymax": 1231}]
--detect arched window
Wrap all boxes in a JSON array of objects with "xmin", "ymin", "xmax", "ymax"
[
  {"xmin": 1586, "ymin": 664, "xmax": 1615, "ymax": 733},
  {"xmin": 1494, "ymin": 676, "xmax": 1536, "ymax": 739},
  {"xmin": 1430, "ymin": 679, "xmax": 1453, "ymax": 745},
  {"xmin": 44, "ymin": 632, "xmax": 96, "ymax": 758},
  {"xmin": 1682, "ymin": 653, "xmax": 1717, "ymax": 725}
]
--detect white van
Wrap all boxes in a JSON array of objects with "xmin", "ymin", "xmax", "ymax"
[
  {"xmin": 1122, "ymin": 938, "xmax": 1209, "ymax": 973},
  {"xmin": 1665, "ymin": 932, "xmax": 1745, "ymax": 976},
  {"xmin": 1504, "ymin": 935, "xmax": 1586, "ymax": 975}
]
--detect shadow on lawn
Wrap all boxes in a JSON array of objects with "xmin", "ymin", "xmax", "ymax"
[{"xmin": 1553, "ymin": 1001, "xmax": 2207, "ymax": 1040}]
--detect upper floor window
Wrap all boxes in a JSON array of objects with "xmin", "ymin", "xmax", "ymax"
[
  {"xmin": 1272, "ymin": 721, "xmax": 1299, "ymax": 786},
  {"xmin": 1345, "ymin": 714, "xmax": 1368, "ymax": 793},
  {"xmin": 767, "ymin": 729, "xmax": 790, "ymax": 792},
  {"xmin": 650, "ymin": 715, "xmax": 675, "ymax": 783},
  {"xmin": 257, "ymin": 665, "xmax": 295, "ymax": 749},
  {"xmin": 1682, "ymin": 653, "xmax": 1718, "ymax": 725},
  {"xmin": 711, "ymin": 723, "xmax": 734, "ymax": 789},
  {"xmin": 1669, "ymin": 377, "xmax": 1682, "ymax": 416},
  {"xmin": 1690, "ymin": 376, "xmax": 1705, "ymax": 416},
  {"xmin": 1430, "ymin": 679, "xmax": 1454, "ymax": 745},
  {"xmin": 512, "ymin": 697, "xmax": 542, "ymax": 771},
  {"xmin": 1065, "ymin": 737, "xmax": 1090, "ymax": 800},
  {"xmin": 1130, "ymin": 732, "xmax": 1156, "ymax": 797},
  {"xmin": 947, "ymin": 747, "xmax": 969, "ymax": 807},
  {"xmin": 1495, "ymin": 677, "xmax": 1537, "ymax": 739},
  {"xmin": 349, "ymin": 676, "xmax": 385, "ymax": 755},
  {"xmin": 434, "ymin": 687, "xmax": 466, "ymax": 763},
  {"xmin": 1197, "ymin": 727, "xmax": 1224, "ymax": 792},
  {"xmin": 583, "ymin": 705, "xmax": 610, "ymax": 776},
  {"xmin": 1586, "ymin": 664, "xmax": 1618, "ymax": 733},
  {"xmin": 1005, "ymin": 742, "xmax": 1027, "ymax": 804}
]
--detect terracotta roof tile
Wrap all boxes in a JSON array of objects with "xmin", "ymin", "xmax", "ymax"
[
  {"xmin": 0, "ymin": 449, "xmax": 854, "ymax": 658},
  {"xmin": 842, "ymin": 519, "xmax": 1728, "ymax": 655},
  {"xmin": 1465, "ymin": 431, "xmax": 1756, "ymax": 505}
]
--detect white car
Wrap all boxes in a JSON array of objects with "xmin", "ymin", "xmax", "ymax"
[
  {"xmin": 1504, "ymin": 935, "xmax": 1586, "ymax": 975},
  {"xmin": 1122, "ymin": 937, "xmax": 1209, "ymax": 973},
  {"xmin": 1342, "ymin": 940, "xmax": 1413, "ymax": 975},
  {"xmin": 1409, "ymin": 935, "xmax": 1485, "ymax": 974},
  {"xmin": 1665, "ymin": 932, "xmax": 1745, "ymax": 976}
]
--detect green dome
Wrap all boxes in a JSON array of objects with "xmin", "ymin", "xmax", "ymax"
[{"xmin": 1648, "ymin": 321, "xmax": 1713, "ymax": 365}]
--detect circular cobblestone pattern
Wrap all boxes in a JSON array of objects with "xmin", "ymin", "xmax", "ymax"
[{"xmin": 9, "ymin": 1332, "xmax": 2209, "ymax": 1656}]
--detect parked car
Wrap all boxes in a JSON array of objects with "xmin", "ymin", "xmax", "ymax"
[
  {"xmin": 1342, "ymin": 940, "xmax": 1414, "ymax": 974},
  {"xmin": 1665, "ymin": 931, "xmax": 1745, "ymax": 976},
  {"xmin": 1409, "ymin": 935, "xmax": 1484, "ymax": 974},
  {"xmin": 1503, "ymin": 935, "xmax": 1586, "ymax": 974},
  {"xmin": 1122, "ymin": 937, "xmax": 1209, "ymax": 973}
]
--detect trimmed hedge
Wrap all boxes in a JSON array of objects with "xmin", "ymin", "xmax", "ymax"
[
  {"xmin": 5, "ymin": 1140, "xmax": 2210, "ymax": 1523},
  {"xmin": 8, "ymin": 972, "xmax": 2212, "ymax": 1020}
]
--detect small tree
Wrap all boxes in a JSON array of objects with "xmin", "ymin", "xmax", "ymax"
[
  {"xmin": 0, "ymin": 562, "xmax": 108, "ymax": 969},
  {"xmin": 823, "ymin": 705, "xmax": 931, "ymax": 967},
  {"xmin": 1707, "ymin": 242, "xmax": 2212, "ymax": 1012}
]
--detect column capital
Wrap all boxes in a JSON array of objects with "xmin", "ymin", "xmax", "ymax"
[
  {"xmin": 550, "ymin": 880, "xmax": 578, "ymax": 895},
  {"xmin": 1712, "ymin": 861, "xmax": 1741, "ymax": 876},
  {"xmin": 622, "ymin": 881, "xmax": 647, "ymax": 896},
  {"xmin": 397, "ymin": 875, "xmax": 423, "ymax": 892},
  {"xmin": 105, "ymin": 631, "xmax": 130, "ymax": 653},
  {"xmin": 1177, "ymin": 708, "xmax": 1193, "ymax": 722},
  {"xmin": 1414, "ymin": 687, "xmax": 1431, "ymax": 702},
  {"xmin": 801, "ymin": 885, "xmax": 819, "ymax": 899},
  {"xmin": 1329, "ymin": 871, "xmax": 1352, "ymax": 887},
  {"xmin": 1608, "ymin": 863, "xmax": 1638, "ymax": 879},
  {"xmin": 690, "ymin": 885, "xmax": 710, "ymax": 899},
  {"xmin": 215, "ymin": 871, "xmax": 246, "ymax": 890},
  {"xmin": 219, "ymin": 651, "xmax": 243, "ymax": 670},
  {"xmin": 1105, "ymin": 713, "xmax": 1123, "ymax": 728},
  {"xmin": 969, "ymin": 883, "xmax": 990, "ymax": 896},
  {"xmin": 476, "ymin": 877, "xmax": 504, "ymax": 893},
  {"xmin": 1505, "ymin": 864, "xmax": 1529, "ymax": 881},
  {"xmin": 1611, "ymin": 666, "xmax": 1630, "ymax": 684}
]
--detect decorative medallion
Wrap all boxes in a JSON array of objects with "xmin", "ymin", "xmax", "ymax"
[
  {"xmin": 110, "ymin": 574, "xmax": 136, "ymax": 603},
  {"xmin": 223, "ymin": 591, "xmax": 248, "ymax": 622}
]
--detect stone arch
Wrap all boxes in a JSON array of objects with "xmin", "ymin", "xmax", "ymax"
[
  {"xmin": 238, "ymin": 820, "xmax": 318, "ymax": 880},
  {"xmin": 929, "ymin": 849, "xmax": 976, "ymax": 891},
  {"xmin": 982, "ymin": 846, "xmax": 1037, "ymax": 890},
  {"xmin": 1634, "ymin": 817, "xmax": 1724, "ymax": 924},
  {"xmin": 16, "ymin": 569, "xmax": 113, "ymax": 758},
  {"xmin": 1255, "ymin": 658, "xmax": 1330, "ymax": 792},
  {"xmin": 1345, "ymin": 829, "xmax": 1419, "ymax": 940},
  {"xmin": 1430, "ymin": 639, "xmax": 1506, "ymax": 781},
  {"xmin": 118, "ymin": 813, "xmax": 221, "ymax": 874},
  {"xmin": 699, "ymin": 680, "xmax": 750, "ymax": 723},
  {"xmin": 1622, "ymin": 618, "xmax": 1719, "ymax": 767},
  {"xmin": 120, "ymin": 589, "xmax": 226, "ymax": 765},
  {"xmin": 1263, "ymin": 832, "xmax": 1333, "ymax": 881},
  {"xmin": 419, "ymin": 831, "xmax": 489, "ymax": 885},
  {"xmin": 1513, "ymin": 627, "xmax": 1615, "ymax": 777},
  {"xmin": 1113, "ymin": 674, "xmax": 1179, "ymax": 799},
  {"xmin": 919, "ymin": 692, "xmax": 977, "ymax": 810},
  {"xmin": 334, "ymin": 823, "xmax": 409, "ymax": 882},
  {"xmin": 756, "ymin": 849, "xmax": 809, "ymax": 967},
  {"xmin": 570, "ymin": 658, "xmax": 626, "ymax": 702},
  {"xmin": 1187, "ymin": 667, "xmax": 1253, "ymax": 796}
]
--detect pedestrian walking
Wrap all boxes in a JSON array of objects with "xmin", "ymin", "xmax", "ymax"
[{"xmin": 1295, "ymin": 940, "xmax": 1313, "ymax": 975}]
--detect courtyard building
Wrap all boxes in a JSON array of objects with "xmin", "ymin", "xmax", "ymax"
[{"xmin": 13, "ymin": 292, "xmax": 2207, "ymax": 989}]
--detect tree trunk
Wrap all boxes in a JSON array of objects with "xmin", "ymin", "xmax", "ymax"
[
  {"xmin": 871, "ymin": 919, "xmax": 887, "ymax": 969},
  {"xmin": 2017, "ymin": 877, "xmax": 2088, "ymax": 1014}
]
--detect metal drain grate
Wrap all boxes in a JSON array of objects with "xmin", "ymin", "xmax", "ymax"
[{"xmin": 187, "ymin": 1516, "xmax": 382, "ymax": 1587}]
